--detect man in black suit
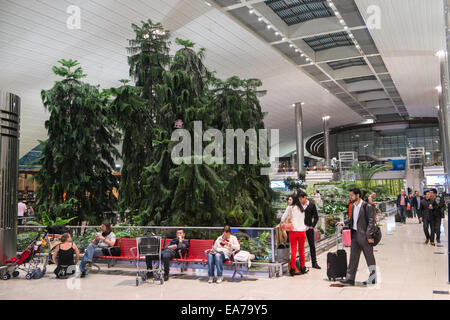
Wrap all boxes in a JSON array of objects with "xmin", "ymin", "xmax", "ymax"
[
  {"xmin": 411, "ymin": 191, "xmax": 423, "ymax": 224},
  {"xmin": 337, "ymin": 188, "xmax": 377, "ymax": 286},
  {"xmin": 299, "ymin": 192, "xmax": 320, "ymax": 269},
  {"xmin": 430, "ymin": 189, "xmax": 445, "ymax": 244},
  {"xmin": 420, "ymin": 190, "xmax": 435, "ymax": 245}
]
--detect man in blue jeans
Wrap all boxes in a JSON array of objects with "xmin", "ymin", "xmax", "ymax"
[
  {"xmin": 79, "ymin": 221, "xmax": 116, "ymax": 277},
  {"xmin": 396, "ymin": 189, "xmax": 409, "ymax": 224}
]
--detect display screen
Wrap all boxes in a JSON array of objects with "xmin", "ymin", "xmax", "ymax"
[
  {"xmin": 426, "ymin": 175, "xmax": 446, "ymax": 186},
  {"xmin": 270, "ymin": 180, "xmax": 287, "ymax": 189}
]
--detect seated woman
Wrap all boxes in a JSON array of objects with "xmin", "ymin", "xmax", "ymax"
[
  {"xmin": 79, "ymin": 221, "xmax": 116, "ymax": 277},
  {"xmin": 52, "ymin": 233, "xmax": 80, "ymax": 278},
  {"xmin": 207, "ymin": 225, "xmax": 240, "ymax": 284}
]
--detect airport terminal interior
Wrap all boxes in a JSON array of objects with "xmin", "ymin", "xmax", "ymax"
[{"xmin": 1, "ymin": 0, "xmax": 450, "ymax": 300}]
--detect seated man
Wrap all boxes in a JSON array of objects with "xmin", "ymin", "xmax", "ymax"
[
  {"xmin": 79, "ymin": 221, "xmax": 116, "ymax": 277},
  {"xmin": 146, "ymin": 229, "xmax": 189, "ymax": 282}
]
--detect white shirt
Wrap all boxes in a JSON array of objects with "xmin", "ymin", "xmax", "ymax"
[
  {"xmin": 281, "ymin": 205, "xmax": 307, "ymax": 232},
  {"xmin": 212, "ymin": 234, "xmax": 240, "ymax": 257},
  {"xmin": 352, "ymin": 200, "xmax": 363, "ymax": 231},
  {"xmin": 18, "ymin": 202, "xmax": 27, "ymax": 217}
]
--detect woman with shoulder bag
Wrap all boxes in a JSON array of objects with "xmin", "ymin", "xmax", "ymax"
[{"xmin": 281, "ymin": 193, "xmax": 308, "ymax": 276}]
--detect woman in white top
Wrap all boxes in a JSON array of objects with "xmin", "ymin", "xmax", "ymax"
[{"xmin": 281, "ymin": 192, "xmax": 308, "ymax": 276}]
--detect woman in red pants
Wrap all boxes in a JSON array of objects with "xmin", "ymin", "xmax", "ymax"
[{"xmin": 281, "ymin": 191, "xmax": 309, "ymax": 276}]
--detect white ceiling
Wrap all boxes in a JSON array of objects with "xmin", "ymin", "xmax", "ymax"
[
  {"xmin": 0, "ymin": 0, "xmax": 444, "ymax": 159},
  {"xmin": 355, "ymin": 0, "xmax": 445, "ymax": 117}
]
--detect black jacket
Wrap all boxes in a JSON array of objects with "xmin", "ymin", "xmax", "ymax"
[
  {"xmin": 411, "ymin": 195, "xmax": 423, "ymax": 210},
  {"xmin": 303, "ymin": 200, "xmax": 319, "ymax": 228},
  {"xmin": 432, "ymin": 196, "xmax": 446, "ymax": 218},
  {"xmin": 420, "ymin": 198, "xmax": 436, "ymax": 219}
]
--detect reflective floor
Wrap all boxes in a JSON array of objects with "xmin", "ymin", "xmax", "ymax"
[{"xmin": 1, "ymin": 216, "xmax": 449, "ymax": 300}]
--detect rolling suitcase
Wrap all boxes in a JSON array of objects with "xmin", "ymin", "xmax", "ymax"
[{"xmin": 327, "ymin": 226, "xmax": 347, "ymax": 281}]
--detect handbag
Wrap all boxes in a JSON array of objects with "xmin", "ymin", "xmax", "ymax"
[
  {"xmin": 406, "ymin": 203, "xmax": 411, "ymax": 211},
  {"xmin": 102, "ymin": 246, "xmax": 121, "ymax": 256},
  {"xmin": 281, "ymin": 206, "xmax": 294, "ymax": 231}
]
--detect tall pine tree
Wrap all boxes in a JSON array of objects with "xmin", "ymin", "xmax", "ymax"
[{"xmin": 36, "ymin": 59, "xmax": 119, "ymax": 225}]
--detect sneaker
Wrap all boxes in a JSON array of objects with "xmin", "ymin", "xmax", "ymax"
[
  {"xmin": 425, "ymin": 239, "xmax": 429, "ymax": 244},
  {"xmin": 80, "ymin": 270, "xmax": 87, "ymax": 278},
  {"xmin": 216, "ymin": 276, "xmax": 223, "ymax": 284},
  {"xmin": 430, "ymin": 242, "xmax": 435, "ymax": 246},
  {"xmin": 363, "ymin": 278, "xmax": 377, "ymax": 286},
  {"xmin": 208, "ymin": 277, "xmax": 214, "ymax": 284},
  {"xmin": 289, "ymin": 268, "xmax": 296, "ymax": 277}
]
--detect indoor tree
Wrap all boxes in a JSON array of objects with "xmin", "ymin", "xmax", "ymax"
[{"xmin": 35, "ymin": 59, "xmax": 119, "ymax": 225}]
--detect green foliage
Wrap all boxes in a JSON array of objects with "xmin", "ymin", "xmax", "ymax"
[
  {"xmin": 320, "ymin": 202, "xmax": 347, "ymax": 215},
  {"xmin": 36, "ymin": 59, "xmax": 120, "ymax": 226},
  {"xmin": 238, "ymin": 231, "xmax": 271, "ymax": 260},
  {"xmin": 27, "ymin": 208, "xmax": 76, "ymax": 227},
  {"xmin": 284, "ymin": 177, "xmax": 306, "ymax": 193},
  {"xmin": 16, "ymin": 232, "xmax": 39, "ymax": 252},
  {"xmin": 349, "ymin": 162, "xmax": 386, "ymax": 190}
]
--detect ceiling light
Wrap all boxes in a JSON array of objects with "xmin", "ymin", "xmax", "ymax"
[
  {"xmin": 282, "ymin": 37, "xmax": 287, "ymax": 41},
  {"xmin": 292, "ymin": 104, "xmax": 296, "ymax": 107},
  {"xmin": 435, "ymin": 50, "xmax": 446, "ymax": 57},
  {"xmin": 309, "ymin": 61, "xmax": 314, "ymax": 65},
  {"xmin": 322, "ymin": 116, "xmax": 330, "ymax": 121},
  {"xmin": 295, "ymin": 49, "xmax": 300, "ymax": 52},
  {"xmin": 436, "ymin": 105, "xmax": 440, "ymax": 109},
  {"xmin": 344, "ymin": 26, "xmax": 349, "ymax": 31},
  {"xmin": 436, "ymin": 85, "xmax": 442, "ymax": 92},
  {"xmin": 249, "ymin": 9, "xmax": 254, "ymax": 14},
  {"xmin": 267, "ymin": 25, "xmax": 272, "ymax": 29},
  {"xmin": 205, "ymin": 1, "xmax": 212, "ymax": 6},
  {"xmin": 339, "ymin": 19, "xmax": 345, "ymax": 25},
  {"xmin": 301, "ymin": 102, "xmax": 305, "ymax": 106},
  {"xmin": 258, "ymin": 17, "xmax": 263, "ymax": 22},
  {"xmin": 275, "ymin": 31, "xmax": 280, "ymax": 35},
  {"xmin": 301, "ymin": 53, "xmax": 305, "ymax": 57},
  {"xmin": 289, "ymin": 43, "xmax": 294, "ymax": 47}
]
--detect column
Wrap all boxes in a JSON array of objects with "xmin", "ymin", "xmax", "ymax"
[
  {"xmin": 294, "ymin": 102, "xmax": 304, "ymax": 179},
  {"xmin": 322, "ymin": 116, "xmax": 331, "ymax": 169},
  {"xmin": 0, "ymin": 91, "xmax": 20, "ymax": 266}
]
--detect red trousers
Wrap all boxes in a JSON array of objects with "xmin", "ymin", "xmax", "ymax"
[{"xmin": 289, "ymin": 231, "xmax": 306, "ymax": 270}]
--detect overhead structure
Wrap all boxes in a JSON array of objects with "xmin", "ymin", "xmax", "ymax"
[
  {"xmin": 294, "ymin": 102, "xmax": 305, "ymax": 178},
  {"xmin": 0, "ymin": 90, "xmax": 20, "ymax": 266},
  {"xmin": 215, "ymin": 0, "xmax": 409, "ymax": 122}
]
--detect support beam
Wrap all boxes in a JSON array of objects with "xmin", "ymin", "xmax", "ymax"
[
  {"xmin": 322, "ymin": 116, "xmax": 330, "ymax": 169},
  {"xmin": 295, "ymin": 102, "xmax": 305, "ymax": 178}
]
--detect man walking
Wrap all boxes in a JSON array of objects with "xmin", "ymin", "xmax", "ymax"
[
  {"xmin": 411, "ymin": 191, "xmax": 423, "ymax": 224},
  {"xmin": 430, "ymin": 189, "xmax": 445, "ymax": 244},
  {"xmin": 420, "ymin": 191, "xmax": 434, "ymax": 245},
  {"xmin": 337, "ymin": 188, "xmax": 377, "ymax": 286},
  {"xmin": 396, "ymin": 189, "xmax": 409, "ymax": 224}
]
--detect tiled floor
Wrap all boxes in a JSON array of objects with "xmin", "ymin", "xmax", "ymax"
[{"xmin": 1, "ymin": 216, "xmax": 449, "ymax": 300}]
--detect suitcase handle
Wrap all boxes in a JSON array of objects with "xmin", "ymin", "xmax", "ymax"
[{"xmin": 335, "ymin": 224, "xmax": 345, "ymax": 251}]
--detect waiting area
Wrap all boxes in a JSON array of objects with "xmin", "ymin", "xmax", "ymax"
[{"xmin": 1, "ymin": 216, "xmax": 448, "ymax": 300}]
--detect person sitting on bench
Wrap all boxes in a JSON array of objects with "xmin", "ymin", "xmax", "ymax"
[
  {"xmin": 79, "ymin": 221, "xmax": 116, "ymax": 277},
  {"xmin": 146, "ymin": 229, "xmax": 189, "ymax": 282}
]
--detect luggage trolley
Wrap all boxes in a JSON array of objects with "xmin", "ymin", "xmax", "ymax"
[{"xmin": 135, "ymin": 235, "xmax": 164, "ymax": 286}]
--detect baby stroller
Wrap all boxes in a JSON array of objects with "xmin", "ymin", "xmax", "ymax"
[{"xmin": 1, "ymin": 230, "xmax": 48, "ymax": 280}]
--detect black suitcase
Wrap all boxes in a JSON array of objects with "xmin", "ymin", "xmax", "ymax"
[
  {"xmin": 395, "ymin": 213, "xmax": 402, "ymax": 222},
  {"xmin": 327, "ymin": 226, "xmax": 347, "ymax": 281}
]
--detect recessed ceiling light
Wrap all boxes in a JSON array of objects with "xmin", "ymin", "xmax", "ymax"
[
  {"xmin": 344, "ymin": 26, "xmax": 349, "ymax": 31},
  {"xmin": 295, "ymin": 49, "xmax": 300, "ymax": 52},
  {"xmin": 249, "ymin": 9, "xmax": 254, "ymax": 14},
  {"xmin": 310, "ymin": 61, "xmax": 314, "ymax": 65},
  {"xmin": 205, "ymin": 1, "xmax": 211, "ymax": 6},
  {"xmin": 258, "ymin": 17, "xmax": 263, "ymax": 22},
  {"xmin": 339, "ymin": 19, "xmax": 345, "ymax": 25},
  {"xmin": 275, "ymin": 31, "xmax": 280, "ymax": 35},
  {"xmin": 322, "ymin": 116, "xmax": 331, "ymax": 120},
  {"xmin": 436, "ymin": 105, "xmax": 440, "ymax": 109},
  {"xmin": 435, "ymin": 50, "xmax": 446, "ymax": 57},
  {"xmin": 289, "ymin": 44, "xmax": 294, "ymax": 48},
  {"xmin": 301, "ymin": 102, "xmax": 305, "ymax": 106},
  {"xmin": 282, "ymin": 37, "xmax": 287, "ymax": 41},
  {"xmin": 301, "ymin": 53, "xmax": 305, "ymax": 57},
  {"xmin": 267, "ymin": 25, "xmax": 272, "ymax": 29}
]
